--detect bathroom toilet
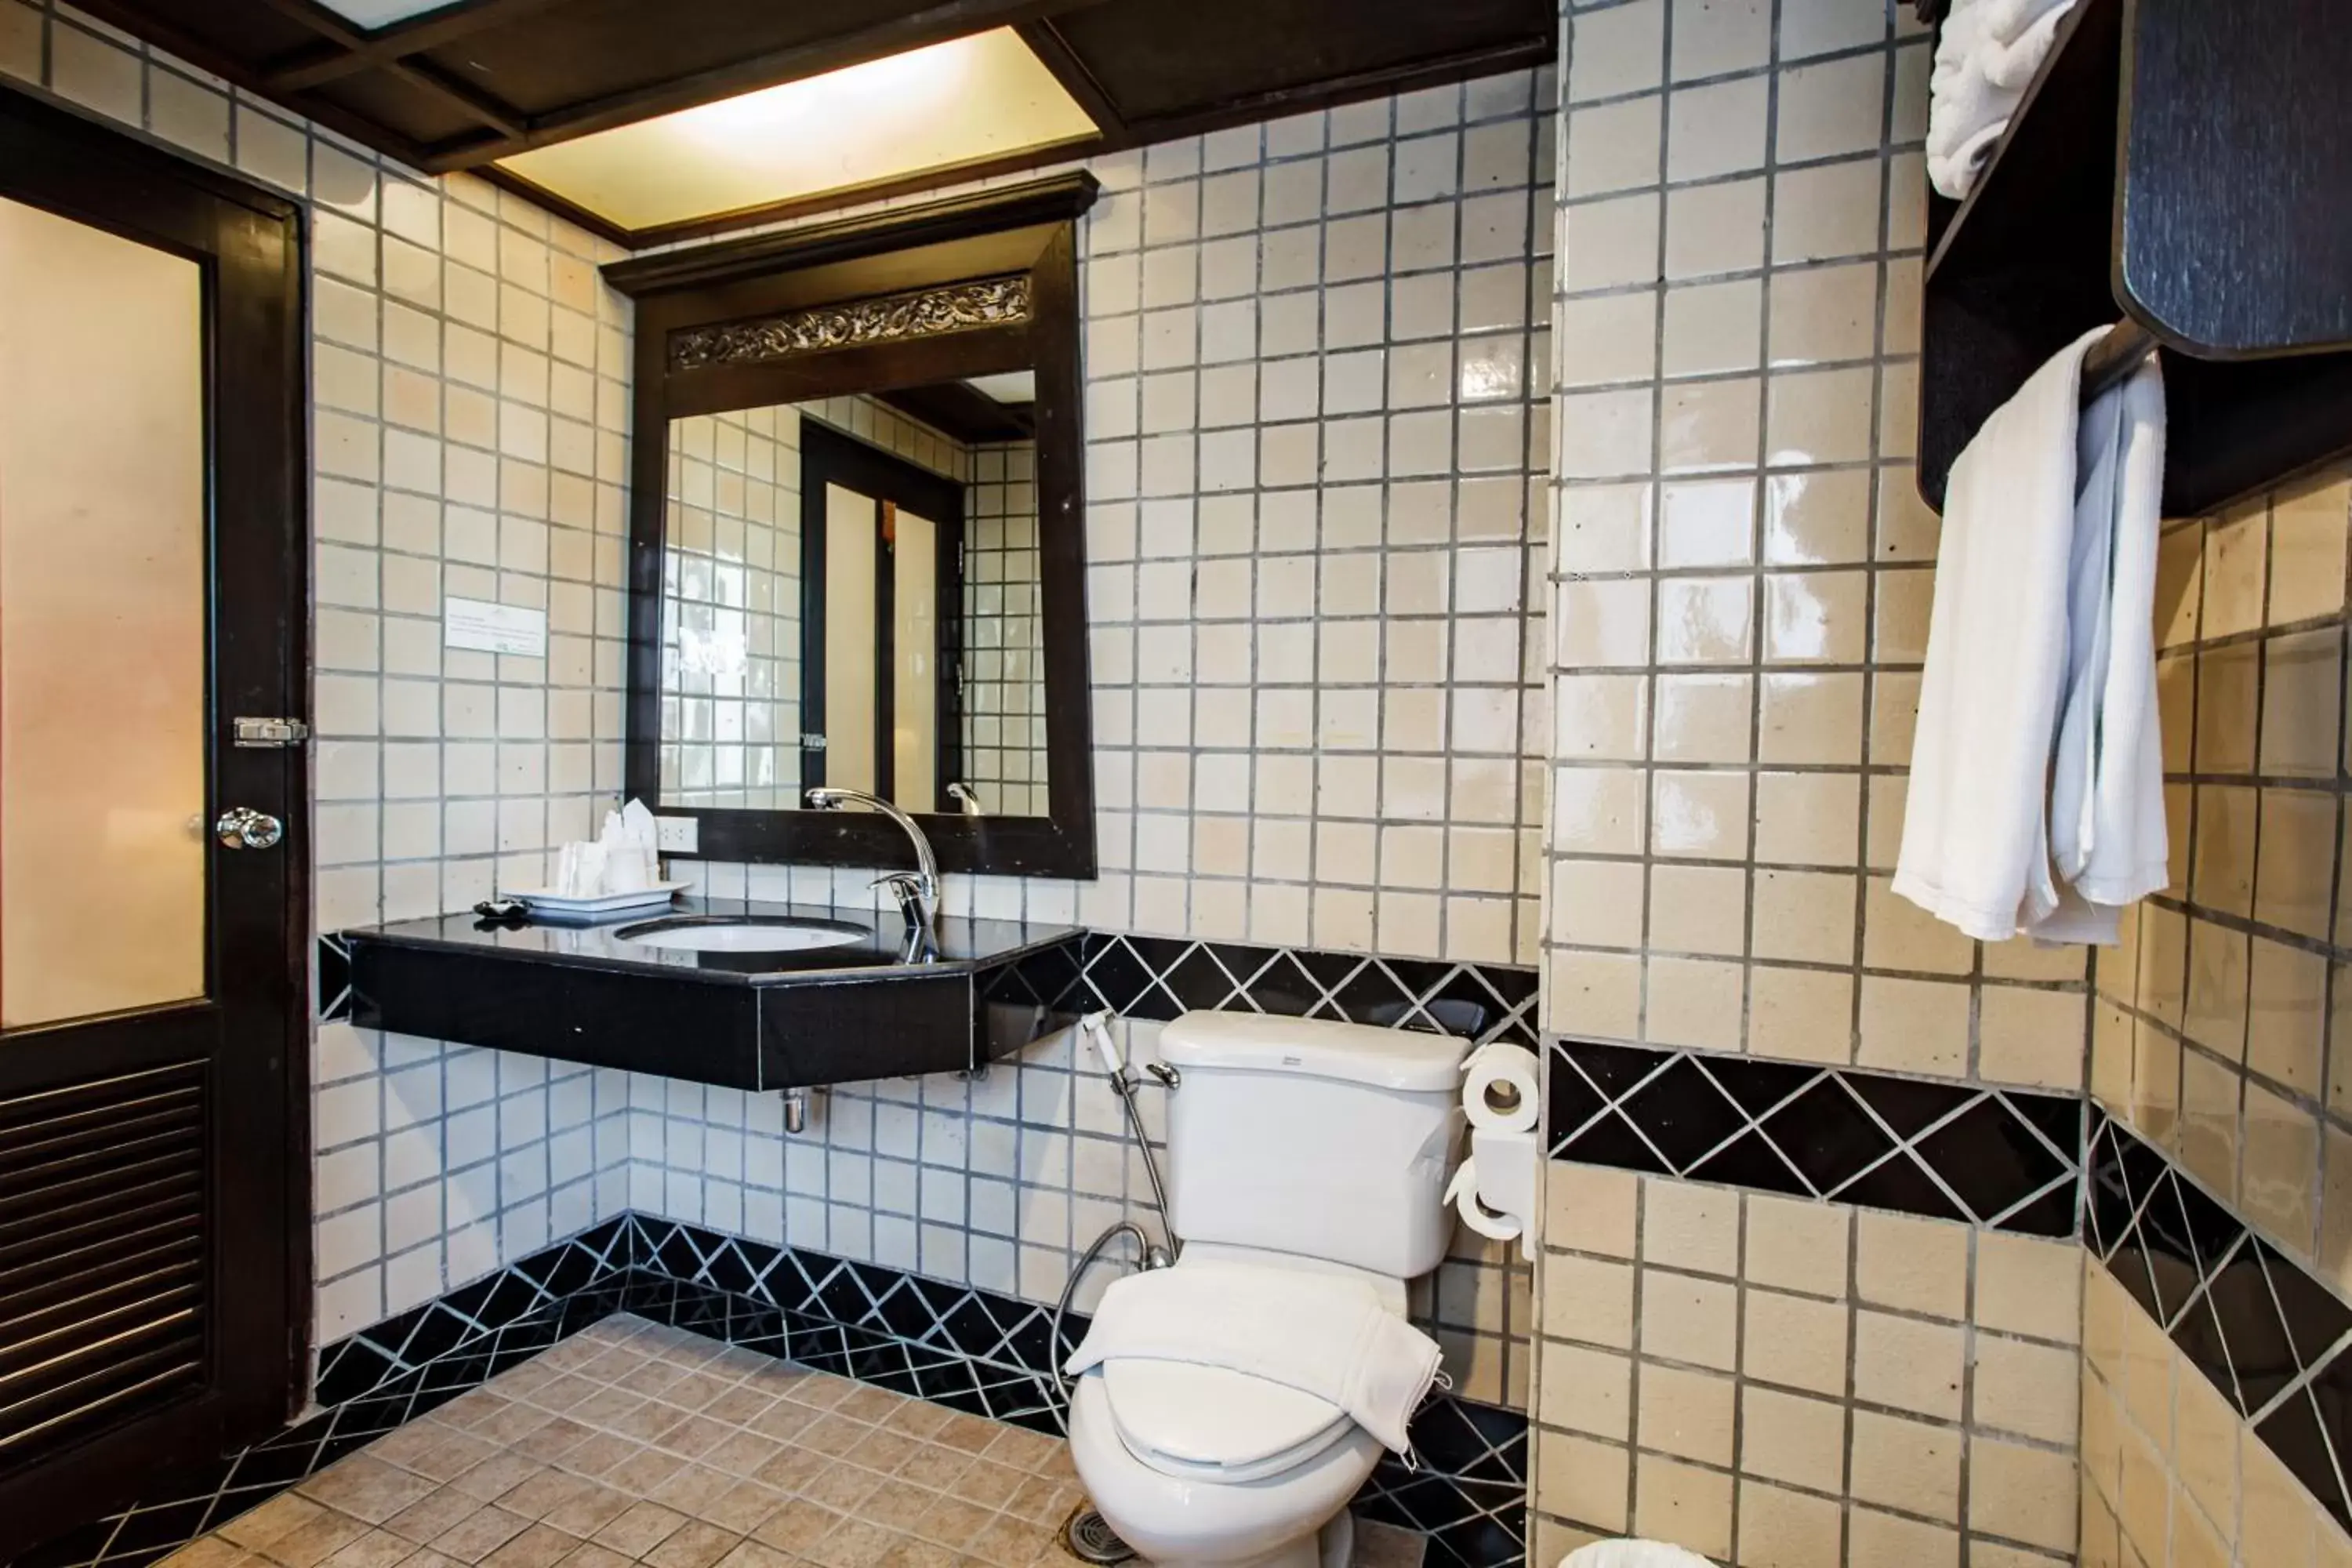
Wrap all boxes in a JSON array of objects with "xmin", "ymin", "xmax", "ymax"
[{"xmin": 1065, "ymin": 1012, "xmax": 1470, "ymax": 1568}]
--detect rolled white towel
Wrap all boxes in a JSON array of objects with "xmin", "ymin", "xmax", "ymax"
[
  {"xmin": 1925, "ymin": 0, "xmax": 2079, "ymax": 198},
  {"xmin": 1981, "ymin": 0, "xmax": 2072, "ymax": 90},
  {"xmin": 1980, "ymin": 0, "xmax": 2071, "ymax": 44},
  {"xmin": 1928, "ymin": 118, "xmax": 2013, "ymax": 201}
]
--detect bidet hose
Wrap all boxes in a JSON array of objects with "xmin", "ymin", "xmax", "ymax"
[
  {"xmin": 1050, "ymin": 1221, "xmax": 1154, "ymax": 1395},
  {"xmin": 1051, "ymin": 1014, "xmax": 1181, "ymax": 1397},
  {"xmin": 1077, "ymin": 1011, "xmax": 1177, "ymax": 1235}
]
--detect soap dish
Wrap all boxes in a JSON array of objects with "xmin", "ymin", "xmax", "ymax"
[{"xmin": 505, "ymin": 881, "xmax": 691, "ymax": 921}]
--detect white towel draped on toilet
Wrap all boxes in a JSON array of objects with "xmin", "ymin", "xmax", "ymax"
[
  {"xmin": 1891, "ymin": 325, "xmax": 2168, "ymax": 946},
  {"xmin": 1064, "ymin": 1261, "xmax": 1443, "ymax": 1456},
  {"xmin": 1559, "ymin": 1543, "xmax": 1717, "ymax": 1568}
]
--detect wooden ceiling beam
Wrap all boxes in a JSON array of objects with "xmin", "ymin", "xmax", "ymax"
[
  {"xmin": 50, "ymin": 0, "xmax": 448, "ymax": 168},
  {"xmin": 249, "ymin": 0, "xmax": 528, "ymax": 138},
  {"xmin": 1014, "ymin": 16, "xmax": 1127, "ymax": 140},
  {"xmin": 1104, "ymin": 34, "xmax": 1555, "ymax": 151},
  {"xmin": 263, "ymin": 0, "xmax": 573, "ymax": 93}
]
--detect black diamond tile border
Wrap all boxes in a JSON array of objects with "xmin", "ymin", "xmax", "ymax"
[
  {"xmin": 2086, "ymin": 1112, "xmax": 2352, "ymax": 1534},
  {"xmin": 23, "ymin": 1213, "xmax": 1526, "ymax": 1568},
  {"xmin": 316, "ymin": 931, "xmax": 352, "ymax": 1023},
  {"xmin": 1073, "ymin": 933, "xmax": 1538, "ymax": 1044},
  {"xmin": 1546, "ymin": 1039, "xmax": 2083, "ymax": 1236},
  {"xmin": 310, "ymin": 1215, "xmax": 633, "ymax": 1406}
]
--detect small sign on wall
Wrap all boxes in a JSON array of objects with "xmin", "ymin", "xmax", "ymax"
[{"xmin": 445, "ymin": 597, "xmax": 548, "ymax": 658}]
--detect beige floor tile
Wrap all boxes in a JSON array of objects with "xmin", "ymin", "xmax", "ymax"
[
  {"xmin": 450, "ymin": 1454, "xmax": 553, "ymax": 1504},
  {"xmin": 981, "ymin": 1428, "xmax": 1062, "ymax": 1475},
  {"xmin": 797, "ymin": 1459, "xmax": 886, "ymax": 1515},
  {"xmin": 481, "ymin": 1523, "xmax": 585, "ymax": 1568},
  {"xmin": 381, "ymin": 1487, "xmax": 487, "ymax": 1545},
  {"xmin": 157, "ymin": 1312, "xmax": 1403, "ymax": 1568},
  {"xmin": 431, "ymin": 1505, "xmax": 535, "ymax": 1566},
  {"xmin": 318, "ymin": 1529, "xmax": 418, "ymax": 1568},
  {"xmin": 696, "ymin": 1479, "xmax": 789, "ymax": 1535},
  {"xmin": 162, "ymin": 1539, "xmax": 259, "ymax": 1568},
  {"xmin": 256, "ymin": 1511, "xmax": 372, "ymax": 1568},
  {"xmin": 296, "ymin": 1454, "xmax": 441, "ymax": 1524},
  {"xmin": 750, "ymin": 1498, "xmax": 851, "ymax": 1555},
  {"xmin": 220, "ymin": 1494, "xmax": 334, "ymax": 1551},
  {"xmin": 639, "ymin": 1519, "xmax": 743, "ymax": 1568},
  {"xmin": 590, "ymin": 1500, "xmax": 690, "ymax": 1559},
  {"xmin": 537, "ymin": 1481, "xmax": 635, "ymax": 1539}
]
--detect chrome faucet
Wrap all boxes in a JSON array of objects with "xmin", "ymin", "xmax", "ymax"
[{"xmin": 806, "ymin": 786, "xmax": 938, "ymax": 957}]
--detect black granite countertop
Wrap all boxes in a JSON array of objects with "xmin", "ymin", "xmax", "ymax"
[{"xmin": 342, "ymin": 898, "xmax": 1083, "ymax": 983}]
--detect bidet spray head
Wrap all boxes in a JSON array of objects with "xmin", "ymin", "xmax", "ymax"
[{"xmin": 1078, "ymin": 1009, "xmax": 1124, "ymax": 1076}]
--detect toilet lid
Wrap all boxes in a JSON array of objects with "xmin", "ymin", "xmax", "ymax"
[{"xmin": 1100, "ymin": 1357, "xmax": 1348, "ymax": 1472}]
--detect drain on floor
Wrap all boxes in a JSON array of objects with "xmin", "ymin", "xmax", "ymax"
[{"xmin": 1061, "ymin": 1503, "xmax": 1136, "ymax": 1564}]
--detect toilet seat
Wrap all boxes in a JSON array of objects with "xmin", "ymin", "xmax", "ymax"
[{"xmin": 1099, "ymin": 1358, "xmax": 1353, "ymax": 1483}]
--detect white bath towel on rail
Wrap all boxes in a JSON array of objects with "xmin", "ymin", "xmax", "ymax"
[
  {"xmin": 1891, "ymin": 324, "xmax": 2168, "ymax": 945},
  {"xmin": 1064, "ymin": 1261, "xmax": 1443, "ymax": 1455}
]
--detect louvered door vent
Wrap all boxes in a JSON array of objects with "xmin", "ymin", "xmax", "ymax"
[{"xmin": 0, "ymin": 1060, "xmax": 209, "ymax": 1470}]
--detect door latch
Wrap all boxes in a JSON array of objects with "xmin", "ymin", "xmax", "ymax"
[
  {"xmin": 233, "ymin": 717, "xmax": 310, "ymax": 747},
  {"xmin": 216, "ymin": 807, "xmax": 285, "ymax": 850}
]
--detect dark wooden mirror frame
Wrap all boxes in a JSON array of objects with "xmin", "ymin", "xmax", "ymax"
[{"xmin": 604, "ymin": 173, "xmax": 1099, "ymax": 880}]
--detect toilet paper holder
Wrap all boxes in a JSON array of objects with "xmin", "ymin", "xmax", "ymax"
[{"xmin": 1450, "ymin": 1042, "xmax": 1541, "ymax": 1260}]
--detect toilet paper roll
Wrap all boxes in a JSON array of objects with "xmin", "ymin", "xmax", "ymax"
[
  {"xmin": 1470, "ymin": 1127, "xmax": 1537, "ymax": 1258},
  {"xmin": 1461, "ymin": 1042, "xmax": 1541, "ymax": 1133},
  {"xmin": 1444, "ymin": 1158, "xmax": 1523, "ymax": 1244}
]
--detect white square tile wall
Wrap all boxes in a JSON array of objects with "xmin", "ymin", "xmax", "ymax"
[
  {"xmin": 663, "ymin": 75, "xmax": 1558, "ymax": 1407},
  {"xmin": 1, "ymin": 4, "xmax": 1550, "ymax": 1409}
]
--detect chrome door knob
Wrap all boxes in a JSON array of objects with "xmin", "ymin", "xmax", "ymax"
[{"xmin": 216, "ymin": 807, "xmax": 284, "ymax": 850}]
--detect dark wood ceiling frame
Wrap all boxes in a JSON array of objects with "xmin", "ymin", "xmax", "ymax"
[
  {"xmin": 264, "ymin": 0, "xmax": 574, "ymax": 92},
  {"xmin": 604, "ymin": 172, "xmax": 1101, "ymax": 880},
  {"xmin": 478, "ymin": 133, "xmax": 1102, "ymax": 252},
  {"xmin": 68, "ymin": 0, "xmax": 1553, "ymax": 250},
  {"xmin": 64, "ymin": 0, "xmax": 1083, "ymax": 175},
  {"xmin": 1015, "ymin": 15, "xmax": 1553, "ymax": 151},
  {"xmin": 485, "ymin": 19, "xmax": 1554, "ymax": 252}
]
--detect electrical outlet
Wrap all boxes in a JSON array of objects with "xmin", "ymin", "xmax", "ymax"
[{"xmin": 655, "ymin": 815, "xmax": 699, "ymax": 854}]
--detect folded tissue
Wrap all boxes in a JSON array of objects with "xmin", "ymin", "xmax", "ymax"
[{"xmin": 554, "ymin": 799, "xmax": 661, "ymax": 898}]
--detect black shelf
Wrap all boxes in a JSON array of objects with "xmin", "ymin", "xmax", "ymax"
[{"xmin": 1918, "ymin": 0, "xmax": 2352, "ymax": 517}]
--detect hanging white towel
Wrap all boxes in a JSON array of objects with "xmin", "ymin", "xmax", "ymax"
[
  {"xmin": 2039, "ymin": 351, "xmax": 2169, "ymax": 942},
  {"xmin": 1064, "ymin": 1261, "xmax": 1442, "ymax": 1456},
  {"xmin": 1891, "ymin": 325, "xmax": 2168, "ymax": 945}
]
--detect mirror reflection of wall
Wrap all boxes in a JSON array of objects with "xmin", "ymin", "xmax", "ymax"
[{"xmin": 659, "ymin": 386, "xmax": 1047, "ymax": 818}]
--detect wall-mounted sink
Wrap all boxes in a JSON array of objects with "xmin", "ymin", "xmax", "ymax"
[
  {"xmin": 617, "ymin": 916, "xmax": 869, "ymax": 953},
  {"xmin": 328, "ymin": 899, "xmax": 1085, "ymax": 1093}
]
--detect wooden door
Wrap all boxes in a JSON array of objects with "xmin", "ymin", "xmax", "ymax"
[{"xmin": 0, "ymin": 86, "xmax": 308, "ymax": 1556}]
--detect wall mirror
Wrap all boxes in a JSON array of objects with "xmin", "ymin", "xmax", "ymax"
[{"xmin": 606, "ymin": 175, "xmax": 1096, "ymax": 879}]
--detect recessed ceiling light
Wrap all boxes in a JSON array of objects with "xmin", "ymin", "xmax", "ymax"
[
  {"xmin": 965, "ymin": 372, "xmax": 1037, "ymax": 406},
  {"xmin": 308, "ymin": 0, "xmax": 466, "ymax": 26},
  {"xmin": 494, "ymin": 27, "xmax": 1098, "ymax": 234}
]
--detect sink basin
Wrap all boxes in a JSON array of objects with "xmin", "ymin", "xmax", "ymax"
[{"xmin": 615, "ymin": 916, "xmax": 869, "ymax": 953}]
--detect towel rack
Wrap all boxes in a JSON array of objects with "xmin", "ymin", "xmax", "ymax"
[
  {"xmin": 2078, "ymin": 321, "xmax": 2157, "ymax": 407},
  {"xmin": 1918, "ymin": 0, "xmax": 2352, "ymax": 515}
]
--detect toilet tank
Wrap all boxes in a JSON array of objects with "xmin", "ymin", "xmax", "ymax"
[{"xmin": 1157, "ymin": 1011, "xmax": 1469, "ymax": 1279}]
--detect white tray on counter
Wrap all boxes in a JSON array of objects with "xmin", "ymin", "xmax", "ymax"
[{"xmin": 505, "ymin": 882, "xmax": 689, "ymax": 920}]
